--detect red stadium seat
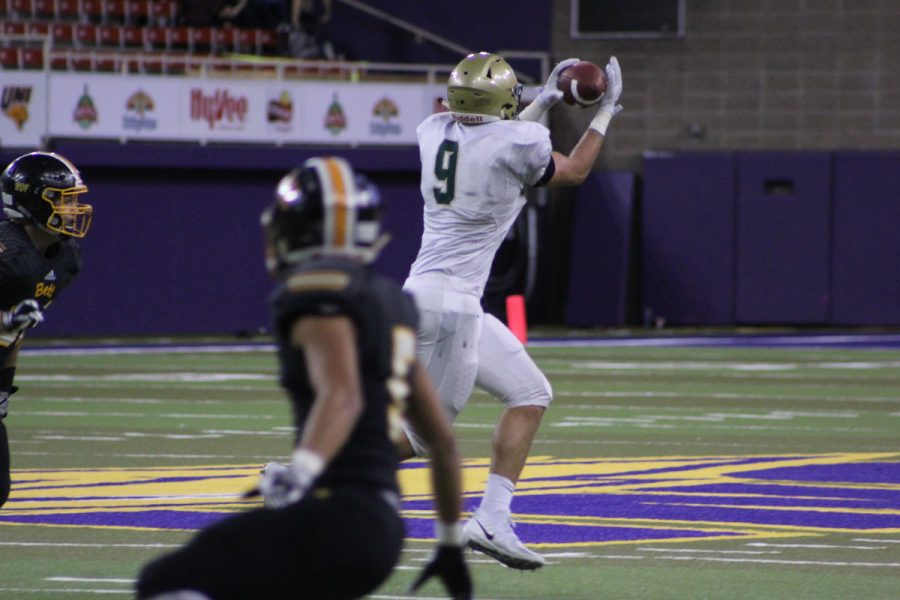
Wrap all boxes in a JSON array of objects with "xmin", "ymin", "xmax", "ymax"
[
  {"xmin": 258, "ymin": 29, "xmax": 278, "ymax": 55},
  {"xmin": 34, "ymin": 0, "xmax": 54, "ymax": 18},
  {"xmin": 191, "ymin": 27, "xmax": 214, "ymax": 54},
  {"xmin": 52, "ymin": 22, "xmax": 76, "ymax": 46},
  {"xmin": 139, "ymin": 50, "xmax": 163, "ymax": 73},
  {"xmin": 105, "ymin": 0, "xmax": 127, "ymax": 22},
  {"xmin": 98, "ymin": 24, "xmax": 123, "ymax": 47},
  {"xmin": 50, "ymin": 51, "xmax": 69, "ymax": 70},
  {"xmin": 236, "ymin": 28, "xmax": 257, "ymax": 54},
  {"xmin": 10, "ymin": 0, "xmax": 34, "ymax": 19},
  {"xmin": 144, "ymin": 26, "xmax": 168, "ymax": 50},
  {"xmin": 0, "ymin": 47, "xmax": 20, "ymax": 69},
  {"xmin": 94, "ymin": 51, "xmax": 117, "ymax": 71},
  {"xmin": 214, "ymin": 27, "xmax": 237, "ymax": 54},
  {"xmin": 122, "ymin": 25, "xmax": 144, "ymax": 48},
  {"xmin": 150, "ymin": 0, "xmax": 177, "ymax": 25},
  {"xmin": 127, "ymin": 0, "xmax": 149, "ymax": 23},
  {"xmin": 2, "ymin": 21, "xmax": 26, "ymax": 36},
  {"xmin": 57, "ymin": 0, "xmax": 79, "ymax": 19},
  {"xmin": 81, "ymin": 0, "xmax": 104, "ymax": 20},
  {"xmin": 68, "ymin": 50, "xmax": 94, "ymax": 71},
  {"xmin": 21, "ymin": 47, "xmax": 44, "ymax": 69},
  {"xmin": 168, "ymin": 26, "xmax": 190, "ymax": 51},
  {"xmin": 75, "ymin": 24, "xmax": 99, "ymax": 47},
  {"xmin": 26, "ymin": 21, "xmax": 50, "ymax": 37},
  {"xmin": 163, "ymin": 52, "xmax": 188, "ymax": 75}
]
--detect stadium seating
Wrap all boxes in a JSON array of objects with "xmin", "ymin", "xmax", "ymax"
[
  {"xmin": 0, "ymin": 47, "xmax": 20, "ymax": 68},
  {"xmin": 57, "ymin": 0, "xmax": 79, "ymax": 20},
  {"xmin": 0, "ymin": 0, "xmax": 293, "ymax": 71}
]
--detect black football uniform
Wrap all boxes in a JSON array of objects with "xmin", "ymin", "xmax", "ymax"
[
  {"xmin": 0, "ymin": 220, "xmax": 83, "ymax": 357},
  {"xmin": 1, "ymin": 220, "xmax": 83, "ymax": 508},
  {"xmin": 137, "ymin": 259, "xmax": 419, "ymax": 600}
]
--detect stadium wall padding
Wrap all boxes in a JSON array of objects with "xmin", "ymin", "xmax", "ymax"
[
  {"xmin": 641, "ymin": 151, "xmax": 900, "ymax": 326},
  {"xmin": 734, "ymin": 152, "xmax": 832, "ymax": 324},
  {"xmin": 831, "ymin": 152, "xmax": 900, "ymax": 326},
  {"xmin": 640, "ymin": 152, "xmax": 737, "ymax": 326},
  {"xmin": 564, "ymin": 171, "xmax": 636, "ymax": 327}
]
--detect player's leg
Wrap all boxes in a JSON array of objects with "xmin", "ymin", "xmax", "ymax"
[
  {"xmin": 400, "ymin": 279, "xmax": 482, "ymax": 458},
  {"xmin": 137, "ymin": 488, "xmax": 403, "ymax": 599},
  {"xmin": 0, "ymin": 420, "xmax": 9, "ymax": 508},
  {"xmin": 463, "ymin": 313, "xmax": 552, "ymax": 569}
]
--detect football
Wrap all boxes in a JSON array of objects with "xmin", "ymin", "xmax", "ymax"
[{"xmin": 557, "ymin": 61, "xmax": 607, "ymax": 107}]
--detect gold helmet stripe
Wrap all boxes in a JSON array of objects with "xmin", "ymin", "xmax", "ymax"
[{"xmin": 312, "ymin": 157, "xmax": 356, "ymax": 250}]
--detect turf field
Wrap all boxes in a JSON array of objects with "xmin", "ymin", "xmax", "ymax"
[{"xmin": 1, "ymin": 333, "xmax": 898, "ymax": 599}]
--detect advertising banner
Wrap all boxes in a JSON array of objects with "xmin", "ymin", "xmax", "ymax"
[
  {"xmin": 45, "ymin": 73, "xmax": 445, "ymax": 146},
  {"xmin": 1, "ymin": 72, "xmax": 48, "ymax": 149}
]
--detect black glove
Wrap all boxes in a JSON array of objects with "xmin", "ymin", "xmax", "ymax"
[
  {"xmin": 1, "ymin": 299, "xmax": 44, "ymax": 334},
  {"xmin": 409, "ymin": 545, "xmax": 472, "ymax": 600}
]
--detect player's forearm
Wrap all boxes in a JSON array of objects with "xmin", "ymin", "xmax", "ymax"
[
  {"xmin": 298, "ymin": 387, "xmax": 363, "ymax": 462},
  {"xmin": 409, "ymin": 362, "xmax": 464, "ymax": 524},
  {"xmin": 549, "ymin": 130, "xmax": 604, "ymax": 187},
  {"xmin": 429, "ymin": 433, "xmax": 464, "ymax": 525}
]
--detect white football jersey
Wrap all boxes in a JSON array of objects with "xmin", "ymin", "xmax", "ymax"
[{"xmin": 407, "ymin": 112, "xmax": 552, "ymax": 296}]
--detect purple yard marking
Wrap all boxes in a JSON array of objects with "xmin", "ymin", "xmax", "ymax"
[
  {"xmin": 0, "ymin": 510, "xmax": 225, "ymax": 530},
  {"xmin": 403, "ymin": 517, "xmax": 743, "ymax": 544},
  {"xmin": 3, "ymin": 456, "xmax": 898, "ymax": 545}
]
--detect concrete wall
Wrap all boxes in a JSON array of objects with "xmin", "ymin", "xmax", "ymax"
[{"xmin": 550, "ymin": 0, "xmax": 900, "ymax": 170}]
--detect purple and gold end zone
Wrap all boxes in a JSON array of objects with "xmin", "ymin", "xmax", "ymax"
[{"xmin": 2, "ymin": 453, "xmax": 898, "ymax": 548}]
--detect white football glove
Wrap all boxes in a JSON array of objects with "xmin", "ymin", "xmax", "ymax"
[
  {"xmin": 518, "ymin": 57, "xmax": 579, "ymax": 122},
  {"xmin": 1, "ymin": 299, "xmax": 44, "ymax": 334},
  {"xmin": 258, "ymin": 449, "xmax": 324, "ymax": 509},
  {"xmin": 589, "ymin": 56, "xmax": 624, "ymax": 137},
  {"xmin": 0, "ymin": 391, "xmax": 9, "ymax": 420}
]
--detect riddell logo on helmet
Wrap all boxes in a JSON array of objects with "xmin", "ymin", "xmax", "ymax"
[
  {"xmin": 190, "ymin": 89, "xmax": 248, "ymax": 130},
  {"xmin": 451, "ymin": 114, "xmax": 489, "ymax": 124},
  {"xmin": 14, "ymin": 182, "xmax": 30, "ymax": 192}
]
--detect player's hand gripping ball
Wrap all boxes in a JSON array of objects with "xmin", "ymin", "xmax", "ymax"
[{"xmin": 557, "ymin": 61, "xmax": 608, "ymax": 107}]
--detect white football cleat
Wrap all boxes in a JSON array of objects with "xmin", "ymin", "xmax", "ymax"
[{"xmin": 463, "ymin": 509, "xmax": 546, "ymax": 570}]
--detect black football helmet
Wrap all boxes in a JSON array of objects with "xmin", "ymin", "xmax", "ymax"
[
  {"xmin": 1, "ymin": 151, "xmax": 92, "ymax": 238},
  {"xmin": 261, "ymin": 156, "xmax": 387, "ymax": 274}
]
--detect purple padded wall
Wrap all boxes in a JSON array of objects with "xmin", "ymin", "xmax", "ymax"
[
  {"xmin": 565, "ymin": 171, "xmax": 636, "ymax": 327},
  {"xmin": 735, "ymin": 152, "xmax": 832, "ymax": 324},
  {"xmin": 31, "ymin": 172, "xmax": 275, "ymax": 337},
  {"xmin": 831, "ymin": 152, "xmax": 900, "ymax": 325},
  {"xmin": 640, "ymin": 152, "xmax": 736, "ymax": 325}
]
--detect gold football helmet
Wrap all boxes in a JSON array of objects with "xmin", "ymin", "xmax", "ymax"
[{"xmin": 447, "ymin": 52, "xmax": 523, "ymax": 121}]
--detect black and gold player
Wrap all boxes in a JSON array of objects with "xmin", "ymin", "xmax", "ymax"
[
  {"xmin": 136, "ymin": 157, "xmax": 472, "ymax": 600},
  {"xmin": 0, "ymin": 151, "xmax": 92, "ymax": 508}
]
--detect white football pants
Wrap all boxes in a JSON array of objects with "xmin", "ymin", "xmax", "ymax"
[{"xmin": 402, "ymin": 276, "xmax": 552, "ymax": 456}]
